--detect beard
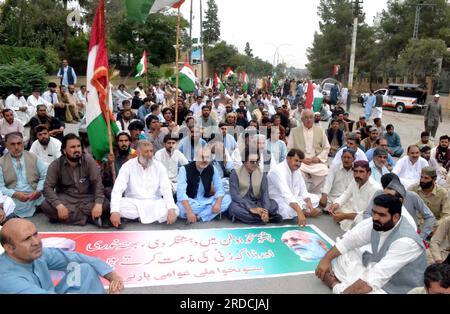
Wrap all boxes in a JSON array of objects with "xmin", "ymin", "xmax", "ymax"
[
  {"xmin": 118, "ymin": 147, "xmax": 129, "ymax": 156},
  {"xmin": 66, "ymin": 154, "xmax": 81, "ymax": 162},
  {"xmin": 290, "ymin": 242, "xmax": 327, "ymax": 262},
  {"xmin": 420, "ymin": 181, "xmax": 433, "ymax": 190},
  {"xmin": 38, "ymin": 138, "xmax": 50, "ymax": 146},
  {"xmin": 138, "ymin": 156, "xmax": 152, "ymax": 168},
  {"xmin": 373, "ymin": 219, "xmax": 395, "ymax": 232}
]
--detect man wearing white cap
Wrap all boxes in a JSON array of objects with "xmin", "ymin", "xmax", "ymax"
[{"xmin": 424, "ymin": 94, "xmax": 443, "ymax": 139}]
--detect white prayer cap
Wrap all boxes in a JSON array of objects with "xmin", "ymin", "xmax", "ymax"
[{"xmin": 434, "ymin": 94, "xmax": 440, "ymax": 98}]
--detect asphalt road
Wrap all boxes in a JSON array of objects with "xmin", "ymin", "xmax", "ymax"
[{"xmin": 29, "ymin": 103, "xmax": 450, "ymax": 294}]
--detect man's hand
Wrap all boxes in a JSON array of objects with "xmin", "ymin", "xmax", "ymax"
[
  {"xmin": 166, "ymin": 209, "xmax": 178, "ymax": 225},
  {"xmin": 13, "ymin": 192, "xmax": 30, "ymax": 202},
  {"xmin": 186, "ymin": 211, "xmax": 197, "ymax": 224},
  {"xmin": 331, "ymin": 211, "xmax": 346, "ymax": 223},
  {"xmin": 319, "ymin": 194, "xmax": 328, "ymax": 209},
  {"xmin": 56, "ymin": 204, "xmax": 70, "ymax": 221},
  {"xmin": 28, "ymin": 191, "xmax": 41, "ymax": 201},
  {"xmin": 211, "ymin": 202, "xmax": 221, "ymax": 214},
  {"xmin": 328, "ymin": 203, "xmax": 340, "ymax": 214},
  {"xmin": 315, "ymin": 258, "xmax": 332, "ymax": 281},
  {"xmin": 20, "ymin": 106, "xmax": 28, "ymax": 112},
  {"xmin": 297, "ymin": 211, "xmax": 307, "ymax": 227},
  {"xmin": 91, "ymin": 203, "xmax": 103, "ymax": 221},
  {"xmin": 110, "ymin": 212, "xmax": 121, "ymax": 229},
  {"xmin": 302, "ymin": 158, "xmax": 313, "ymax": 165},
  {"xmin": 0, "ymin": 208, "xmax": 6, "ymax": 223},
  {"xmin": 104, "ymin": 271, "xmax": 124, "ymax": 294},
  {"xmin": 107, "ymin": 153, "xmax": 115, "ymax": 165}
]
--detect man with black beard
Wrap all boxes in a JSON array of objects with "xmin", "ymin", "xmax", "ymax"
[
  {"xmin": 409, "ymin": 167, "xmax": 450, "ymax": 224},
  {"xmin": 316, "ymin": 194, "xmax": 427, "ymax": 294},
  {"xmin": 101, "ymin": 132, "xmax": 138, "ymax": 198},
  {"xmin": 29, "ymin": 125, "xmax": 62, "ymax": 166},
  {"xmin": 431, "ymin": 135, "xmax": 450, "ymax": 172},
  {"xmin": 42, "ymin": 134, "xmax": 110, "ymax": 228}
]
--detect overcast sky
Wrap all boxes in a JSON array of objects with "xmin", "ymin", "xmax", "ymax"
[{"xmin": 180, "ymin": 0, "xmax": 389, "ymax": 69}]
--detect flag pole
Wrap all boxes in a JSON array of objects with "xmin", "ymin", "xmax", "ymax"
[
  {"xmin": 174, "ymin": 7, "xmax": 181, "ymax": 126},
  {"xmin": 105, "ymin": 84, "xmax": 116, "ymax": 182}
]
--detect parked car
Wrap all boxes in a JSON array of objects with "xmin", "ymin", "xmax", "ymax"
[{"xmin": 358, "ymin": 84, "xmax": 428, "ymax": 113}]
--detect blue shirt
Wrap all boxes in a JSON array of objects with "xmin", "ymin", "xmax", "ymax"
[
  {"xmin": 365, "ymin": 148, "xmax": 396, "ymax": 167},
  {"xmin": 137, "ymin": 105, "xmax": 151, "ymax": 121},
  {"xmin": 57, "ymin": 66, "xmax": 77, "ymax": 86},
  {"xmin": 176, "ymin": 165, "xmax": 225, "ymax": 203},
  {"xmin": 384, "ymin": 132, "xmax": 402, "ymax": 149},
  {"xmin": 364, "ymin": 95, "xmax": 376, "ymax": 108},
  {"xmin": 0, "ymin": 155, "xmax": 48, "ymax": 217},
  {"xmin": 0, "ymin": 248, "xmax": 112, "ymax": 294}
]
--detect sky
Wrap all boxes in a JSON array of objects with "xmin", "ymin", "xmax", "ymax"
[{"xmin": 180, "ymin": 0, "xmax": 389, "ymax": 69}]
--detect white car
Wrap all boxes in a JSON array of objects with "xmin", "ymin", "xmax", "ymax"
[{"xmin": 358, "ymin": 84, "xmax": 428, "ymax": 113}]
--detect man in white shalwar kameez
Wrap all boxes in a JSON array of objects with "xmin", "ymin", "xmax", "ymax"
[
  {"xmin": 393, "ymin": 145, "xmax": 428, "ymax": 189},
  {"xmin": 4, "ymin": 88, "xmax": 33, "ymax": 126},
  {"xmin": 287, "ymin": 110, "xmax": 330, "ymax": 194},
  {"xmin": 328, "ymin": 160, "xmax": 381, "ymax": 231},
  {"xmin": 316, "ymin": 194, "xmax": 427, "ymax": 294},
  {"xmin": 268, "ymin": 149, "xmax": 321, "ymax": 226},
  {"xmin": 110, "ymin": 141, "xmax": 178, "ymax": 228},
  {"xmin": 27, "ymin": 88, "xmax": 53, "ymax": 117}
]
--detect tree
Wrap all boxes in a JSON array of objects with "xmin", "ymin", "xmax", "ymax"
[
  {"xmin": 398, "ymin": 38, "xmax": 448, "ymax": 81},
  {"xmin": 0, "ymin": 60, "xmax": 48, "ymax": 98},
  {"xmin": 202, "ymin": 0, "xmax": 220, "ymax": 46},
  {"xmin": 306, "ymin": 0, "xmax": 375, "ymax": 81},
  {"xmin": 244, "ymin": 42, "xmax": 253, "ymax": 57}
]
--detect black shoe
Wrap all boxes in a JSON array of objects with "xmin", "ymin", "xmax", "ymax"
[{"xmin": 269, "ymin": 214, "xmax": 283, "ymax": 224}]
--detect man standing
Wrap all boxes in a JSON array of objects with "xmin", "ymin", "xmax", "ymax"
[
  {"xmin": 110, "ymin": 141, "xmax": 178, "ymax": 228},
  {"xmin": 229, "ymin": 147, "xmax": 280, "ymax": 225},
  {"xmin": 4, "ymin": 87, "xmax": 33, "ymax": 126},
  {"xmin": 176, "ymin": 147, "xmax": 231, "ymax": 224},
  {"xmin": 424, "ymin": 94, "xmax": 443, "ymax": 140},
  {"xmin": 409, "ymin": 167, "xmax": 450, "ymax": 224},
  {"xmin": 393, "ymin": 145, "xmax": 429, "ymax": 189},
  {"xmin": 364, "ymin": 90, "xmax": 376, "ymax": 121},
  {"xmin": 287, "ymin": 110, "xmax": 330, "ymax": 194},
  {"xmin": 0, "ymin": 218, "xmax": 123, "ymax": 294},
  {"xmin": 316, "ymin": 194, "xmax": 427, "ymax": 294},
  {"xmin": 29, "ymin": 125, "xmax": 62, "ymax": 166},
  {"xmin": 268, "ymin": 149, "xmax": 321, "ymax": 226},
  {"xmin": 154, "ymin": 135, "xmax": 189, "ymax": 194},
  {"xmin": 56, "ymin": 59, "xmax": 77, "ymax": 87},
  {"xmin": 384, "ymin": 124, "xmax": 404, "ymax": 157},
  {"xmin": 42, "ymin": 134, "xmax": 110, "ymax": 228},
  {"xmin": 0, "ymin": 132, "xmax": 47, "ymax": 218},
  {"xmin": 374, "ymin": 92, "xmax": 383, "ymax": 120},
  {"xmin": 28, "ymin": 104, "xmax": 65, "ymax": 143},
  {"xmin": 328, "ymin": 161, "xmax": 380, "ymax": 231}
]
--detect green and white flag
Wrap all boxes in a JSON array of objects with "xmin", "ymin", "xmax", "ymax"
[
  {"xmin": 171, "ymin": 62, "xmax": 197, "ymax": 93},
  {"xmin": 125, "ymin": 0, "xmax": 185, "ymax": 23},
  {"xmin": 135, "ymin": 50, "xmax": 148, "ymax": 77}
]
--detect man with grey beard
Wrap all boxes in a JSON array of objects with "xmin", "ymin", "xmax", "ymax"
[{"xmin": 110, "ymin": 140, "xmax": 178, "ymax": 229}]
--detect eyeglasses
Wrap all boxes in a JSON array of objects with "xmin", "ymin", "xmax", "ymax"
[{"xmin": 248, "ymin": 160, "xmax": 260, "ymax": 164}]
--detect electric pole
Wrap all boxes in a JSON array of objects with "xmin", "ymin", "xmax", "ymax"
[
  {"xmin": 411, "ymin": 2, "xmax": 436, "ymax": 39},
  {"xmin": 189, "ymin": 0, "xmax": 193, "ymax": 64},
  {"xmin": 200, "ymin": 0, "xmax": 204, "ymax": 83},
  {"xmin": 347, "ymin": 0, "xmax": 363, "ymax": 112}
]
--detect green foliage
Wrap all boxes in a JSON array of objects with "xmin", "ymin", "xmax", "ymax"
[
  {"xmin": 307, "ymin": 0, "xmax": 376, "ymax": 80},
  {"xmin": 244, "ymin": 42, "xmax": 253, "ymax": 57},
  {"xmin": 0, "ymin": 45, "xmax": 59, "ymax": 73},
  {"xmin": 0, "ymin": 59, "xmax": 48, "ymax": 98},
  {"xmin": 145, "ymin": 64, "xmax": 162, "ymax": 86},
  {"xmin": 398, "ymin": 38, "xmax": 448, "ymax": 79},
  {"xmin": 202, "ymin": 0, "xmax": 221, "ymax": 46}
]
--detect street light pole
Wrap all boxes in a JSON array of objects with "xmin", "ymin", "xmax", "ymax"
[{"xmin": 347, "ymin": 0, "xmax": 362, "ymax": 112}]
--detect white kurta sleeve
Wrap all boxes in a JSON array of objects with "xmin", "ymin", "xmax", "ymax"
[
  {"xmin": 110, "ymin": 162, "xmax": 130, "ymax": 214},
  {"xmin": 335, "ymin": 180, "xmax": 354, "ymax": 207},
  {"xmin": 335, "ymin": 218, "xmax": 373, "ymax": 255},
  {"xmin": 158, "ymin": 165, "xmax": 178, "ymax": 214}
]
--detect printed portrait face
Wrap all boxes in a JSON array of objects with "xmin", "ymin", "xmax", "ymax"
[{"xmin": 281, "ymin": 230, "xmax": 328, "ymax": 262}]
